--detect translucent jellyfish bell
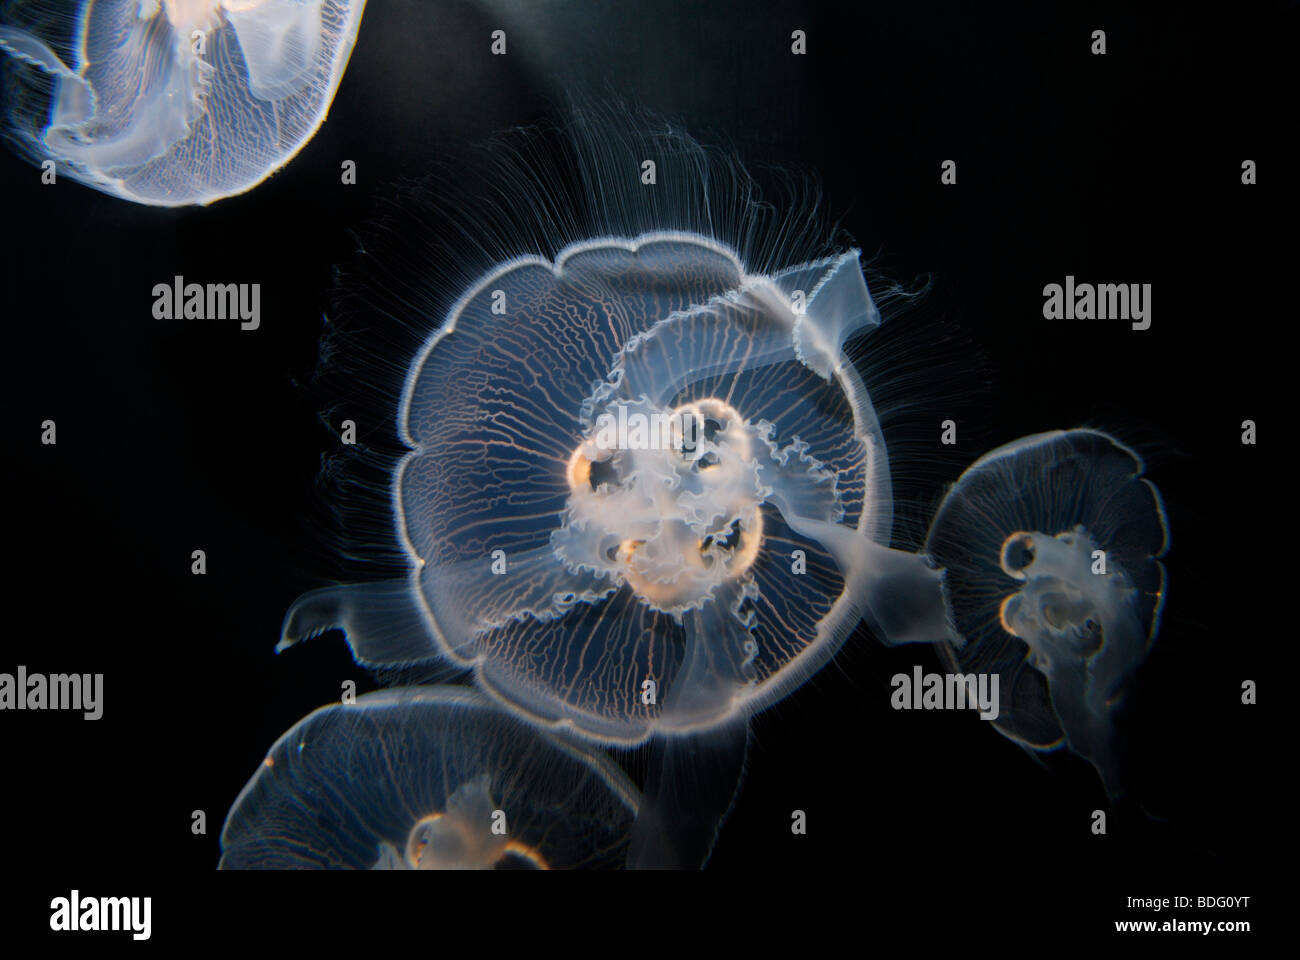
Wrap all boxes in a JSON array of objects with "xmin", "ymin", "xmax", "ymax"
[
  {"xmin": 924, "ymin": 429, "xmax": 1169, "ymax": 794},
  {"xmin": 219, "ymin": 686, "xmax": 639, "ymax": 869},
  {"xmin": 282, "ymin": 237, "xmax": 954, "ymax": 744},
  {"xmin": 276, "ymin": 109, "xmax": 957, "ymax": 865},
  {"xmin": 0, "ymin": 0, "xmax": 366, "ymax": 205}
]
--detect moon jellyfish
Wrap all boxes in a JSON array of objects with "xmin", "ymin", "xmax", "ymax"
[
  {"xmin": 924, "ymin": 429, "xmax": 1169, "ymax": 795},
  {"xmin": 0, "ymin": 0, "xmax": 366, "ymax": 205},
  {"xmin": 283, "ymin": 241, "xmax": 956, "ymax": 736},
  {"xmin": 219, "ymin": 686, "xmax": 639, "ymax": 869},
  {"xmin": 278, "ymin": 108, "xmax": 955, "ymax": 864}
]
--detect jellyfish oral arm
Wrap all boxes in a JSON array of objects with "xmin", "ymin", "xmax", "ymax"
[
  {"xmin": 777, "ymin": 251, "xmax": 883, "ymax": 380},
  {"xmin": 998, "ymin": 528, "xmax": 1147, "ymax": 794},
  {"xmin": 0, "ymin": 27, "xmax": 80, "ymax": 79},
  {"xmin": 222, "ymin": 0, "xmax": 328, "ymax": 101},
  {"xmin": 403, "ymin": 774, "xmax": 509, "ymax": 870},
  {"xmin": 277, "ymin": 579, "xmax": 447, "ymax": 669},
  {"xmin": 629, "ymin": 718, "xmax": 749, "ymax": 869},
  {"xmin": 1000, "ymin": 528, "xmax": 1145, "ymax": 701},
  {"xmin": 0, "ymin": 28, "xmax": 95, "ymax": 134},
  {"xmin": 776, "ymin": 505, "xmax": 955, "ymax": 647}
]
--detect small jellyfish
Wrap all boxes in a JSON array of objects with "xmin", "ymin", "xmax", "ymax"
[
  {"xmin": 924, "ymin": 429, "xmax": 1169, "ymax": 794},
  {"xmin": 276, "ymin": 108, "xmax": 956, "ymax": 864},
  {"xmin": 219, "ymin": 686, "xmax": 640, "ymax": 869},
  {"xmin": 0, "ymin": 0, "xmax": 366, "ymax": 205}
]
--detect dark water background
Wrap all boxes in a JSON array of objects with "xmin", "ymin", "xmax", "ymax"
[{"xmin": 2, "ymin": 0, "xmax": 1286, "ymax": 941}]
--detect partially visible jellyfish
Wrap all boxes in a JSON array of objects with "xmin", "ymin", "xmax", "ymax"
[
  {"xmin": 0, "ymin": 0, "xmax": 367, "ymax": 205},
  {"xmin": 277, "ymin": 108, "xmax": 956, "ymax": 864},
  {"xmin": 220, "ymin": 686, "xmax": 639, "ymax": 869},
  {"xmin": 924, "ymin": 429, "xmax": 1169, "ymax": 795}
]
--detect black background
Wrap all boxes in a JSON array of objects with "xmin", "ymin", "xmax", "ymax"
[{"xmin": 1, "ymin": 0, "xmax": 1286, "ymax": 943}]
